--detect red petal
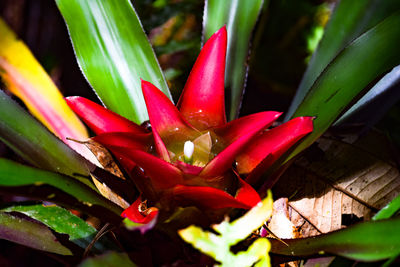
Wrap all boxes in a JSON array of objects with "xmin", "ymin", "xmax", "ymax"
[
  {"xmin": 93, "ymin": 132, "xmax": 152, "ymax": 151},
  {"xmin": 107, "ymin": 146, "xmax": 184, "ymax": 190},
  {"xmin": 175, "ymin": 161, "xmax": 203, "ymax": 176},
  {"xmin": 200, "ymin": 130, "xmax": 260, "ymax": 178},
  {"xmin": 121, "ymin": 197, "xmax": 158, "ymax": 224},
  {"xmin": 93, "ymin": 132, "xmax": 152, "ymax": 173},
  {"xmin": 235, "ymin": 175, "xmax": 261, "ymax": 207},
  {"xmin": 65, "ymin": 96, "xmax": 146, "ymax": 135},
  {"xmin": 172, "ymin": 184, "xmax": 257, "ymax": 209},
  {"xmin": 141, "ymin": 80, "xmax": 198, "ymax": 146},
  {"xmin": 178, "ymin": 27, "xmax": 227, "ymax": 130},
  {"xmin": 214, "ymin": 111, "xmax": 282, "ymax": 144},
  {"xmin": 153, "ymin": 129, "xmax": 171, "ymax": 162},
  {"xmin": 236, "ymin": 117, "xmax": 314, "ymax": 176}
]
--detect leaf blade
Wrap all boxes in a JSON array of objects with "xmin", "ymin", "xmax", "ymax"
[
  {"xmin": 1, "ymin": 204, "xmax": 109, "ymax": 251},
  {"xmin": 0, "ymin": 18, "xmax": 90, "ymax": 154},
  {"xmin": 269, "ymin": 217, "xmax": 400, "ymax": 262},
  {"xmin": 179, "ymin": 191, "xmax": 273, "ymax": 266},
  {"xmin": 203, "ymin": 0, "xmax": 264, "ymax": 120},
  {"xmin": 0, "ymin": 90, "xmax": 89, "ymax": 180},
  {"xmin": 286, "ymin": 11, "xmax": 400, "ymax": 161},
  {"xmin": 0, "ymin": 158, "xmax": 122, "ymax": 216},
  {"xmin": 0, "ymin": 211, "xmax": 72, "ymax": 255},
  {"xmin": 56, "ymin": 0, "xmax": 172, "ymax": 124},
  {"xmin": 286, "ymin": 0, "xmax": 400, "ymax": 120},
  {"xmin": 373, "ymin": 193, "xmax": 400, "ymax": 221},
  {"xmin": 334, "ymin": 64, "xmax": 400, "ymax": 128}
]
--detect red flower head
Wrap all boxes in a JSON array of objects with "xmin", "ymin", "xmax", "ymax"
[{"xmin": 66, "ymin": 27, "xmax": 313, "ymax": 224}]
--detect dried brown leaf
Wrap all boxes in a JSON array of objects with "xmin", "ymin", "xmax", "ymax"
[
  {"xmin": 70, "ymin": 138, "xmax": 130, "ymax": 209},
  {"xmin": 83, "ymin": 139, "xmax": 125, "ymax": 179},
  {"xmin": 273, "ymin": 131, "xmax": 400, "ymax": 236}
]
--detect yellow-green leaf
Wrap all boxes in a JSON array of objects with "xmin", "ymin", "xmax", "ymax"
[
  {"xmin": 179, "ymin": 191, "xmax": 273, "ymax": 267},
  {"xmin": 0, "ymin": 18, "xmax": 96, "ymax": 163}
]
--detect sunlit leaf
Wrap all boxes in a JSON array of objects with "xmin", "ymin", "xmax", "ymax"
[
  {"xmin": 179, "ymin": 191, "xmax": 273, "ymax": 267},
  {"xmin": 286, "ymin": 0, "xmax": 400, "ymax": 120},
  {"xmin": 0, "ymin": 211, "xmax": 72, "ymax": 255},
  {"xmin": 56, "ymin": 0, "xmax": 172, "ymax": 124},
  {"xmin": 373, "ymin": 193, "xmax": 400, "ymax": 221},
  {"xmin": 203, "ymin": 0, "xmax": 264, "ymax": 120},
  {"xmin": 269, "ymin": 217, "xmax": 400, "ymax": 262}
]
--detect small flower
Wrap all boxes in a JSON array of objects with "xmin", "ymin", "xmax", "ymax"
[{"xmin": 66, "ymin": 27, "xmax": 313, "ymax": 224}]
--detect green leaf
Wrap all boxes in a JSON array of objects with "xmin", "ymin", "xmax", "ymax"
[
  {"xmin": 203, "ymin": 0, "xmax": 264, "ymax": 120},
  {"xmin": 269, "ymin": 217, "xmax": 400, "ymax": 262},
  {"xmin": 0, "ymin": 158, "xmax": 122, "ymax": 216},
  {"xmin": 179, "ymin": 191, "xmax": 273, "ymax": 267},
  {"xmin": 285, "ymin": 11, "xmax": 400, "ymax": 161},
  {"xmin": 1, "ymin": 203, "xmax": 108, "ymax": 251},
  {"xmin": 373, "ymin": 193, "xmax": 400, "ymax": 221},
  {"xmin": 0, "ymin": 211, "xmax": 72, "ymax": 255},
  {"xmin": 56, "ymin": 0, "xmax": 172, "ymax": 124},
  {"xmin": 0, "ymin": 91, "xmax": 89, "ymax": 181},
  {"xmin": 79, "ymin": 251, "xmax": 137, "ymax": 267},
  {"xmin": 334, "ymin": 64, "xmax": 400, "ymax": 127},
  {"xmin": 286, "ymin": 0, "xmax": 400, "ymax": 120}
]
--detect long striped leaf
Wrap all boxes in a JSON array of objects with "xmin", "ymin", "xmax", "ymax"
[
  {"xmin": 285, "ymin": 0, "xmax": 400, "ymax": 120},
  {"xmin": 203, "ymin": 0, "xmax": 264, "ymax": 120},
  {"xmin": 56, "ymin": 0, "xmax": 172, "ymax": 124},
  {"xmin": 0, "ymin": 90, "xmax": 89, "ymax": 181},
  {"xmin": 270, "ymin": 217, "xmax": 400, "ymax": 262},
  {"xmin": 0, "ymin": 158, "xmax": 122, "ymax": 216},
  {"xmin": 284, "ymin": 11, "xmax": 400, "ymax": 162},
  {"xmin": 0, "ymin": 19, "xmax": 95, "ymax": 162},
  {"xmin": 334, "ymin": 64, "xmax": 400, "ymax": 128},
  {"xmin": 0, "ymin": 212, "xmax": 72, "ymax": 255}
]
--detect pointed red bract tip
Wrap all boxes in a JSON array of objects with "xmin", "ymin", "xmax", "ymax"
[
  {"xmin": 65, "ymin": 96, "xmax": 146, "ymax": 135},
  {"xmin": 201, "ymin": 111, "xmax": 281, "ymax": 178},
  {"xmin": 236, "ymin": 116, "xmax": 314, "ymax": 180},
  {"xmin": 141, "ymin": 80, "xmax": 197, "ymax": 141},
  {"xmin": 214, "ymin": 111, "xmax": 282, "ymax": 145},
  {"xmin": 178, "ymin": 26, "xmax": 227, "ymax": 130}
]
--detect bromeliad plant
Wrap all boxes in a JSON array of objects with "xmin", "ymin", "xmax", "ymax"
[
  {"xmin": 65, "ymin": 27, "xmax": 313, "ymax": 225},
  {"xmin": 0, "ymin": 3, "xmax": 312, "ymax": 264},
  {"xmin": 1, "ymin": 0, "xmax": 400, "ymax": 266}
]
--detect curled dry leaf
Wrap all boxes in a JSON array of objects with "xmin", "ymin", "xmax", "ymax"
[
  {"xmin": 273, "ymin": 130, "xmax": 400, "ymax": 236},
  {"xmin": 73, "ymin": 138, "xmax": 130, "ymax": 209},
  {"xmin": 81, "ymin": 139, "xmax": 125, "ymax": 179}
]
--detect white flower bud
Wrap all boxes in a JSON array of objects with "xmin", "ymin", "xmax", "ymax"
[{"xmin": 183, "ymin": 141, "xmax": 194, "ymax": 163}]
